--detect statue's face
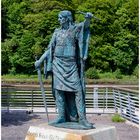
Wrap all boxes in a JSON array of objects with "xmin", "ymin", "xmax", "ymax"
[{"xmin": 58, "ymin": 14, "xmax": 67, "ymax": 25}]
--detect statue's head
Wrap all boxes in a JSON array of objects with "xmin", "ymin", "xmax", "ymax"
[{"xmin": 58, "ymin": 10, "xmax": 73, "ymax": 26}]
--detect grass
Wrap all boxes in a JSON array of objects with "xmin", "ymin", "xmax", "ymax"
[
  {"xmin": 1, "ymin": 73, "xmax": 138, "ymax": 85},
  {"xmin": 1, "ymin": 74, "xmax": 52, "ymax": 84},
  {"xmin": 86, "ymin": 72, "xmax": 138, "ymax": 85},
  {"xmin": 111, "ymin": 114, "xmax": 126, "ymax": 122}
]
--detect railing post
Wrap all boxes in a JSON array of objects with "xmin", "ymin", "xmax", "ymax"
[
  {"xmin": 113, "ymin": 89, "xmax": 117, "ymax": 113},
  {"xmin": 31, "ymin": 91, "xmax": 34, "ymax": 113},
  {"xmin": 118, "ymin": 90, "xmax": 123, "ymax": 115},
  {"xmin": 105, "ymin": 88, "xmax": 108, "ymax": 109},
  {"xmin": 93, "ymin": 87, "xmax": 98, "ymax": 110},
  {"xmin": 103, "ymin": 89, "xmax": 105, "ymax": 113},
  {"xmin": 7, "ymin": 86, "xmax": 10, "ymax": 113},
  {"xmin": 128, "ymin": 93, "xmax": 133, "ymax": 122}
]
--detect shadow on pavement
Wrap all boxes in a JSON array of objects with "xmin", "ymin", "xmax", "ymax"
[{"xmin": 2, "ymin": 110, "xmax": 41, "ymax": 127}]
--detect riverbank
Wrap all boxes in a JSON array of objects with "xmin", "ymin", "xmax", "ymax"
[{"xmin": 2, "ymin": 74, "xmax": 139, "ymax": 85}]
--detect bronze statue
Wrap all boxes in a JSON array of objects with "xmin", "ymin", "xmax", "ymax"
[{"xmin": 35, "ymin": 10, "xmax": 94, "ymax": 129}]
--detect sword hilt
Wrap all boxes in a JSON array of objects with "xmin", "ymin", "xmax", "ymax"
[
  {"xmin": 35, "ymin": 55, "xmax": 38, "ymax": 61},
  {"xmin": 35, "ymin": 55, "xmax": 40, "ymax": 70}
]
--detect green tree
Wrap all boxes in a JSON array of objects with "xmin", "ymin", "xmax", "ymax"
[
  {"xmin": 77, "ymin": 0, "xmax": 138, "ymax": 74},
  {"xmin": 1, "ymin": 0, "xmax": 138, "ymax": 75},
  {"xmin": 112, "ymin": 0, "xmax": 138, "ymax": 74}
]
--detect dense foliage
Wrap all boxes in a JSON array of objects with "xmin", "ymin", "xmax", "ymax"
[{"xmin": 2, "ymin": 0, "xmax": 138, "ymax": 76}]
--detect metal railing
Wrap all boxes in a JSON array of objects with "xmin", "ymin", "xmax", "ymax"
[
  {"xmin": 2, "ymin": 85, "xmax": 56, "ymax": 113},
  {"xmin": 113, "ymin": 87, "xmax": 139, "ymax": 124},
  {"xmin": 1, "ymin": 84, "xmax": 139, "ymax": 124}
]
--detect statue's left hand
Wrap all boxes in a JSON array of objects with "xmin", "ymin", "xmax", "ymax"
[
  {"xmin": 35, "ymin": 60, "xmax": 41, "ymax": 69},
  {"xmin": 85, "ymin": 12, "xmax": 93, "ymax": 19}
]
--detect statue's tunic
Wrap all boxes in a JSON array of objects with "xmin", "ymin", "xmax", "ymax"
[{"xmin": 51, "ymin": 24, "xmax": 82, "ymax": 92}]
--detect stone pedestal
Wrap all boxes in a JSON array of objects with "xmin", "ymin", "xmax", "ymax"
[{"xmin": 25, "ymin": 123, "xmax": 119, "ymax": 140}]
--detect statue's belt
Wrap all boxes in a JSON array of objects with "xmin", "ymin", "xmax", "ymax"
[{"xmin": 54, "ymin": 56, "xmax": 76, "ymax": 61}]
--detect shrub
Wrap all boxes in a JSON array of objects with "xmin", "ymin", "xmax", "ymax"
[
  {"xmin": 99, "ymin": 72, "xmax": 115, "ymax": 79},
  {"xmin": 114, "ymin": 69, "xmax": 123, "ymax": 79},
  {"xmin": 8, "ymin": 67, "xmax": 16, "ymax": 75},
  {"xmin": 112, "ymin": 114, "xmax": 125, "ymax": 122},
  {"xmin": 133, "ymin": 65, "xmax": 139, "ymax": 78},
  {"xmin": 86, "ymin": 67, "xmax": 100, "ymax": 79}
]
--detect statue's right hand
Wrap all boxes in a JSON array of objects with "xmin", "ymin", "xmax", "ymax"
[
  {"xmin": 85, "ymin": 12, "xmax": 93, "ymax": 19},
  {"xmin": 35, "ymin": 60, "xmax": 41, "ymax": 69}
]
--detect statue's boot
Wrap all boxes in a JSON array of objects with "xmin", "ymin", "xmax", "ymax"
[
  {"xmin": 79, "ymin": 118, "xmax": 94, "ymax": 129},
  {"xmin": 49, "ymin": 90, "xmax": 66, "ymax": 125},
  {"xmin": 75, "ymin": 90, "xmax": 94, "ymax": 129}
]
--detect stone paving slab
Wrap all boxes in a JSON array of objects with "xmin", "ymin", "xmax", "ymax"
[{"xmin": 1, "ymin": 110, "xmax": 139, "ymax": 140}]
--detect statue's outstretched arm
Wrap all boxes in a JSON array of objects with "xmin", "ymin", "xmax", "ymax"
[{"xmin": 83, "ymin": 12, "xmax": 93, "ymax": 29}]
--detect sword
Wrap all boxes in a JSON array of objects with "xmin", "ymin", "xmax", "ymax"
[
  {"xmin": 76, "ymin": 11, "xmax": 101, "ymax": 21},
  {"xmin": 35, "ymin": 56, "xmax": 49, "ymax": 122}
]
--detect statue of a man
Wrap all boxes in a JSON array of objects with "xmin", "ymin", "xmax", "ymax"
[{"xmin": 35, "ymin": 10, "xmax": 93, "ymax": 129}]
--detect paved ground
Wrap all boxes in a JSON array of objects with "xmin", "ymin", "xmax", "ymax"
[{"xmin": 1, "ymin": 110, "xmax": 139, "ymax": 140}]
